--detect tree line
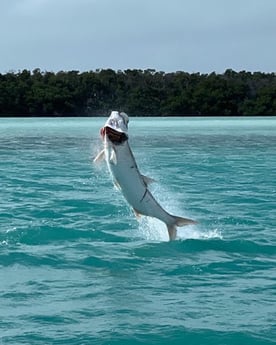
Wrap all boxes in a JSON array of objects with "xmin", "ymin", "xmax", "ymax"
[{"xmin": 0, "ymin": 68, "xmax": 275, "ymax": 116}]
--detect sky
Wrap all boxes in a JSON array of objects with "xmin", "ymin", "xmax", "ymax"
[{"xmin": 0, "ymin": 0, "xmax": 275, "ymax": 74}]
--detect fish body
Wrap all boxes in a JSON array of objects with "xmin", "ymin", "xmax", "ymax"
[{"xmin": 94, "ymin": 111, "xmax": 196, "ymax": 240}]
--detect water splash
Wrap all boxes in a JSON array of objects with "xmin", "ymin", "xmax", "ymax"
[
  {"xmin": 138, "ymin": 216, "xmax": 222, "ymax": 242},
  {"xmin": 135, "ymin": 181, "xmax": 222, "ymax": 242},
  {"xmin": 177, "ymin": 226, "xmax": 223, "ymax": 241},
  {"xmin": 138, "ymin": 217, "xmax": 169, "ymax": 241}
]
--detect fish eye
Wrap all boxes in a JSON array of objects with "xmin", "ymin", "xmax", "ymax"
[
  {"xmin": 110, "ymin": 119, "xmax": 118, "ymax": 127},
  {"xmin": 120, "ymin": 112, "xmax": 129, "ymax": 127}
]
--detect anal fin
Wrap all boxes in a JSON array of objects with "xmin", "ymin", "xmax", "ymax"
[
  {"xmin": 113, "ymin": 179, "xmax": 121, "ymax": 190},
  {"xmin": 133, "ymin": 208, "xmax": 143, "ymax": 219}
]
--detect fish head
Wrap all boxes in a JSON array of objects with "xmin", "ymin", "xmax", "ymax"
[{"xmin": 100, "ymin": 111, "xmax": 129, "ymax": 145}]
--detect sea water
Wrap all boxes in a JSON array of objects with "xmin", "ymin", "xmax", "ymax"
[{"xmin": 0, "ymin": 116, "xmax": 275, "ymax": 344}]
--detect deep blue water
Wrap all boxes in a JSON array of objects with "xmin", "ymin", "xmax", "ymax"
[{"xmin": 0, "ymin": 117, "xmax": 275, "ymax": 344}]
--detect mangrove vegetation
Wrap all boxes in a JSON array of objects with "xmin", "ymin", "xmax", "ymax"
[{"xmin": 0, "ymin": 68, "xmax": 275, "ymax": 116}]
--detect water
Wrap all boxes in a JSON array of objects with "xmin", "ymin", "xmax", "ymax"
[{"xmin": 0, "ymin": 116, "xmax": 275, "ymax": 345}]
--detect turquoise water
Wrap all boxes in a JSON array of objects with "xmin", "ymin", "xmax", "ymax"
[{"xmin": 0, "ymin": 117, "xmax": 275, "ymax": 345}]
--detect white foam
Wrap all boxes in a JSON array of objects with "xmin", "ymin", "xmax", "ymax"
[
  {"xmin": 177, "ymin": 226, "xmax": 223, "ymax": 241},
  {"xmin": 137, "ymin": 216, "xmax": 222, "ymax": 242},
  {"xmin": 138, "ymin": 217, "xmax": 169, "ymax": 242}
]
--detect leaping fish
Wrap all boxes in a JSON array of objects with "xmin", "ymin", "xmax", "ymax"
[{"xmin": 94, "ymin": 111, "xmax": 196, "ymax": 240}]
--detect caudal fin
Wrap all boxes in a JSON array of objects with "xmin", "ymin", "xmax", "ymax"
[{"xmin": 167, "ymin": 215, "xmax": 197, "ymax": 241}]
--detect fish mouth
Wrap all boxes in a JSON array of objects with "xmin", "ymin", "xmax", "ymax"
[{"xmin": 101, "ymin": 126, "xmax": 128, "ymax": 144}]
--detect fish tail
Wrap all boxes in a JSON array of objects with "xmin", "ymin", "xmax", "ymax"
[{"xmin": 166, "ymin": 215, "xmax": 197, "ymax": 241}]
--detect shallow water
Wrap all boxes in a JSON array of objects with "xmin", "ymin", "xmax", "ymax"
[{"xmin": 0, "ymin": 116, "xmax": 275, "ymax": 344}]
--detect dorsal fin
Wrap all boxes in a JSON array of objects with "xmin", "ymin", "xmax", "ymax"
[{"xmin": 141, "ymin": 174, "xmax": 156, "ymax": 186}]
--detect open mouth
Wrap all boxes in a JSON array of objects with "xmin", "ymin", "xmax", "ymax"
[{"xmin": 101, "ymin": 126, "xmax": 128, "ymax": 144}]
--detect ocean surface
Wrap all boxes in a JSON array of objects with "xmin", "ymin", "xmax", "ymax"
[{"xmin": 0, "ymin": 116, "xmax": 275, "ymax": 345}]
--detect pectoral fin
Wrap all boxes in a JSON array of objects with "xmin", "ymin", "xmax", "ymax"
[
  {"xmin": 93, "ymin": 149, "xmax": 105, "ymax": 163},
  {"xmin": 110, "ymin": 149, "xmax": 117, "ymax": 165}
]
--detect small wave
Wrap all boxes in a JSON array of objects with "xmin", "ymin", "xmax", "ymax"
[{"xmin": 1, "ymin": 224, "xmax": 99, "ymax": 246}]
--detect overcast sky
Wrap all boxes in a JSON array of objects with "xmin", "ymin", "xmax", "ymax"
[{"xmin": 1, "ymin": 0, "xmax": 275, "ymax": 74}]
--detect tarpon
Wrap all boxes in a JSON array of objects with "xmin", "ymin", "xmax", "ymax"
[{"xmin": 94, "ymin": 111, "xmax": 196, "ymax": 240}]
